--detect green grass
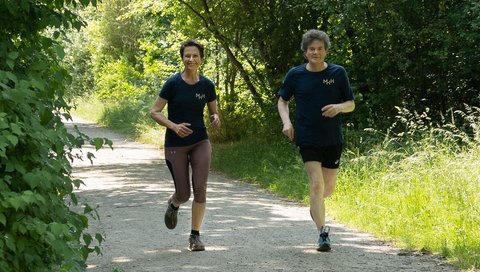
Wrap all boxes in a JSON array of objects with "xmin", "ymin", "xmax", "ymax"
[
  {"xmin": 333, "ymin": 143, "xmax": 479, "ymax": 269},
  {"xmin": 72, "ymin": 99, "xmax": 480, "ymax": 270},
  {"xmin": 212, "ymin": 134, "xmax": 479, "ymax": 270},
  {"xmin": 71, "ymin": 96, "xmax": 165, "ymax": 147}
]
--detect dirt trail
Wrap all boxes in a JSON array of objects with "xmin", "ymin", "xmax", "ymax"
[{"xmin": 67, "ymin": 117, "xmax": 457, "ymax": 272}]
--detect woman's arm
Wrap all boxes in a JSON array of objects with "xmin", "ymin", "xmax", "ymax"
[
  {"xmin": 150, "ymin": 96, "xmax": 192, "ymax": 138},
  {"xmin": 207, "ymin": 100, "xmax": 220, "ymax": 128}
]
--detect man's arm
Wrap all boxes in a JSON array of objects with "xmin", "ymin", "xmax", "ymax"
[
  {"xmin": 321, "ymin": 100, "xmax": 355, "ymax": 118},
  {"xmin": 277, "ymin": 97, "xmax": 294, "ymax": 141}
]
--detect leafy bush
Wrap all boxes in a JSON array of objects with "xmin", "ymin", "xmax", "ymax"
[{"xmin": 1, "ymin": 1, "xmax": 110, "ymax": 271}]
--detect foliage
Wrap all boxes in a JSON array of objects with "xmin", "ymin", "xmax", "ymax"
[
  {"xmin": 211, "ymin": 107, "xmax": 480, "ymax": 269},
  {"xmin": 67, "ymin": 0, "xmax": 479, "ymax": 142},
  {"xmin": 0, "ymin": 0, "xmax": 111, "ymax": 271},
  {"xmin": 95, "ymin": 57, "xmax": 149, "ymax": 101},
  {"xmin": 65, "ymin": 0, "xmax": 480, "ymax": 269},
  {"xmin": 63, "ymin": 29, "xmax": 95, "ymax": 99},
  {"xmin": 319, "ymin": 0, "xmax": 480, "ymax": 128},
  {"xmin": 331, "ymin": 106, "xmax": 480, "ymax": 269}
]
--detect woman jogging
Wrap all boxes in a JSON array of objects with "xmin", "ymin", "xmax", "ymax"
[{"xmin": 150, "ymin": 39, "xmax": 220, "ymax": 251}]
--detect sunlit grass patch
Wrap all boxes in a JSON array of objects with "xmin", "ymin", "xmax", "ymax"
[
  {"xmin": 212, "ymin": 107, "xmax": 480, "ymax": 269},
  {"xmin": 330, "ymin": 142, "xmax": 479, "ymax": 269}
]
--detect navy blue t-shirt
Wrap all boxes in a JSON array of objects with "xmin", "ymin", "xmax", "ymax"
[
  {"xmin": 278, "ymin": 63, "xmax": 354, "ymax": 147},
  {"xmin": 159, "ymin": 73, "xmax": 217, "ymax": 147}
]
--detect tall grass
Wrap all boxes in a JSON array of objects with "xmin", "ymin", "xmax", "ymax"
[
  {"xmin": 330, "ymin": 107, "xmax": 480, "ymax": 269},
  {"xmin": 72, "ymin": 99, "xmax": 479, "ymax": 270},
  {"xmin": 213, "ymin": 107, "xmax": 480, "ymax": 270}
]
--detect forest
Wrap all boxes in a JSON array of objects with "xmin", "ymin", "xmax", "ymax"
[{"xmin": 1, "ymin": 0, "xmax": 479, "ymax": 271}]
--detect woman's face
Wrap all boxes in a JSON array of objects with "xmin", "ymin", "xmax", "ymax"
[
  {"xmin": 304, "ymin": 39, "xmax": 327, "ymax": 65},
  {"xmin": 182, "ymin": 46, "xmax": 202, "ymax": 71}
]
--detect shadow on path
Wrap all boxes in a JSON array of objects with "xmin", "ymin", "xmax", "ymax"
[{"xmin": 67, "ymin": 117, "xmax": 457, "ymax": 272}]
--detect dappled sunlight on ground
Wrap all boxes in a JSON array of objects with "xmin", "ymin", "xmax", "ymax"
[{"xmin": 67, "ymin": 116, "xmax": 457, "ymax": 272}]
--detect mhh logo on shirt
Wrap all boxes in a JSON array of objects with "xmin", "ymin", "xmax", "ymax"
[
  {"xmin": 323, "ymin": 79, "xmax": 335, "ymax": 85},
  {"xmin": 195, "ymin": 93, "xmax": 206, "ymax": 100}
]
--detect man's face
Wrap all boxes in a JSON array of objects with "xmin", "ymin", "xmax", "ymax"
[
  {"xmin": 182, "ymin": 46, "xmax": 202, "ymax": 71},
  {"xmin": 305, "ymin": 40, "xmax": 327, "ymax": 64}
]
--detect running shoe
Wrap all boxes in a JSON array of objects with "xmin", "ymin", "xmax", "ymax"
[
  {"xmin": 317, "ymin": 226, "xmax": 331, "ymax": 252},
  {"xmin": 164, "ymin": 198, "xmax": 178, "ymax": 229},
  {"xmin": 188, "ymin": 234, "xmax": 205, "ymax": 251}
]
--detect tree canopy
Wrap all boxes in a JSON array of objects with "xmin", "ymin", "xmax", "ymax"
[{"xmin": 66, "ymin": 0, "xmax": 479, "ymax": 139}]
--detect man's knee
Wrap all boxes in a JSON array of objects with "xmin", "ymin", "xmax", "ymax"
[
  {"xmin": 310, "ymin": 182, "xmax": 324, "ymax": 196},
  {"xmin": 324, "ymin": 187, "xmax": 334, "ymax": 198}
]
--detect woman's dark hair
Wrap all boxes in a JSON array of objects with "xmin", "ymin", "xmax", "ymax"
[{"xmin": 180, "ymin": 39, "xmax": 205, "ymax": 59}]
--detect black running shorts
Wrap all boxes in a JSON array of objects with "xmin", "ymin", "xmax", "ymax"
[{"xmin": 299, "ymin": 145, "xmax": 343, "ymax": 169}]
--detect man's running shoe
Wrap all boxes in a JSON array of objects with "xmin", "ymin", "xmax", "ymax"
[
  {"xmin": 164, "ymin": 198, "xmax": 178, "ymax": 229},
  {"xmin": 317, "ymin": 226, "xmax": 331, "ymax": 252},
  {"xmin": 188, "ymin": 234, "xmax": 205, "ymax": 251}
]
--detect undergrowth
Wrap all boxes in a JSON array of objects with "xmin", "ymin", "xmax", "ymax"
[{"xmin": 72, "ymin": 100, "xmax": 480, "ymax": 270}]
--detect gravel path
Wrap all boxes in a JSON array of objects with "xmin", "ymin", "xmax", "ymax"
[{"xmin": 67, "ymin": 117, "xmax": 457, "ymax": 272}]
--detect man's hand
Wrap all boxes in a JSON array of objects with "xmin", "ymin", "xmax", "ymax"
[
  {"xmin": 282, "ymin": 122, "xmax": 294, "ymax": 141},
  {"xmin": 322, "ymin": 100, "xmax": 355, "ymax": 117},
  {"xmin": 321, "ymin": 104, "xmax": 342, "ymax": 118}
]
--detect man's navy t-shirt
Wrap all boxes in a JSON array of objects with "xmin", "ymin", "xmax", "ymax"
[
  {"xmin": 159, "ymin": 73, "xmax": 217, "ymax": 147},
  {"xmin": 278, "ymin": 63, "xmax": 354, "ymax": 147}
]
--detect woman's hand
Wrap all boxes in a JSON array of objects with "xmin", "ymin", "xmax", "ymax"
[
  {"xmin": 173, "ymin": 123, "xmax": 193, "ymax": 138},
  {"xmin": 209, "ymin": 113, "xmax": 220, "ymax": 128}
]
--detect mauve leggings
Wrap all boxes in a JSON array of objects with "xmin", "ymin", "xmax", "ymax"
[{"xmin": 164, "ymin": 140, "xmax": 211, "ymax": 206}]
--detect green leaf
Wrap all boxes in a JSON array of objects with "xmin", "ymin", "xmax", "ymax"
[
  {"xmin": 31, "ymin": 78, "xmax": 46, "ymax": 91},
  {"xmin": 95, "ymin": 233, "xmax": 104, "ymax": 244},
  {"xmin": 24, "ymin": 173, "xmax": 41, "ymax": 189},
  {"xmin": 83, "ymin": 233, "xmax": 92, "ymax": 246},
  {"xmin": 53, "ymin": 44, "xmax": 65, "ymax": 59},
  {"xmin": 31, "ymin": 61, "xmax": 48, "ymax": 71},
  {"xmin": 9, "ymin": 196, "xmax": 24, "ymax": 211},
  {"xmin": 5, "ymin": 72, "xmax": 17, "ymax": 84},
  {"xmin": 0, "ymin": 117, "xmax": 9, "ymax": 130},
  {"xmin": 0, "ymin": 82, "xmax": 11, "ymax": 91},
  {"xmin": 78, "ymin": 215, "xmax": 89, "ymax": 229},
  {"xmin": 4, "ymin": 234, "xmax": 15, "ymax": 252},
  {"xmin": 0, "ymin": 213, "xmax": 6, "ymax": 226},
  {"xmin": 35, "ymin": 223, "xmax": 47, "ymax": 235},
  {"xmin": 5, "ymin": 135, "xmax": 18, "ymax": 146},
  {"xmin": 21, "ymin": 190, "xmax": 35, "ymax": 204},
  {"xmin": 16, "ymin": 237, "xmax": 28, "ymax": 254},
  {"xmin": 92, "ymin": 138, "xmax": 104, "ymax": 151},
  {"xmin": 50, "ymin": 223, "xmax": 66, "ymax": 236},
  {"xmin": 10, "ymin": 123, "xmax": 23, "ymax": 135},
  {"xmin": 83, "ymin": 204, "xmax": 93, "ymax": 214},
  {"xmin": 7, "ymin": 51, "xmax": 19, "ymax": 60},
  {"xmin": 6, "ymin": 59, "xmax": 14, "ymax": 69}
]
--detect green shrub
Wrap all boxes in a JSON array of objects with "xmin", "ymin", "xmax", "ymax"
[{"xmin": 1, "ymin": 1, "xmax": 109, "ymax": 271}]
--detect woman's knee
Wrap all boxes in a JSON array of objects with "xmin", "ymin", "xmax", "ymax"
[
  {"xmin": 192, "ymin": 189, "xmax": 207, "ymax": 203},
  {"xmin": 175, "ymin": 191, "xmax": 191, "ymax": 204}
]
